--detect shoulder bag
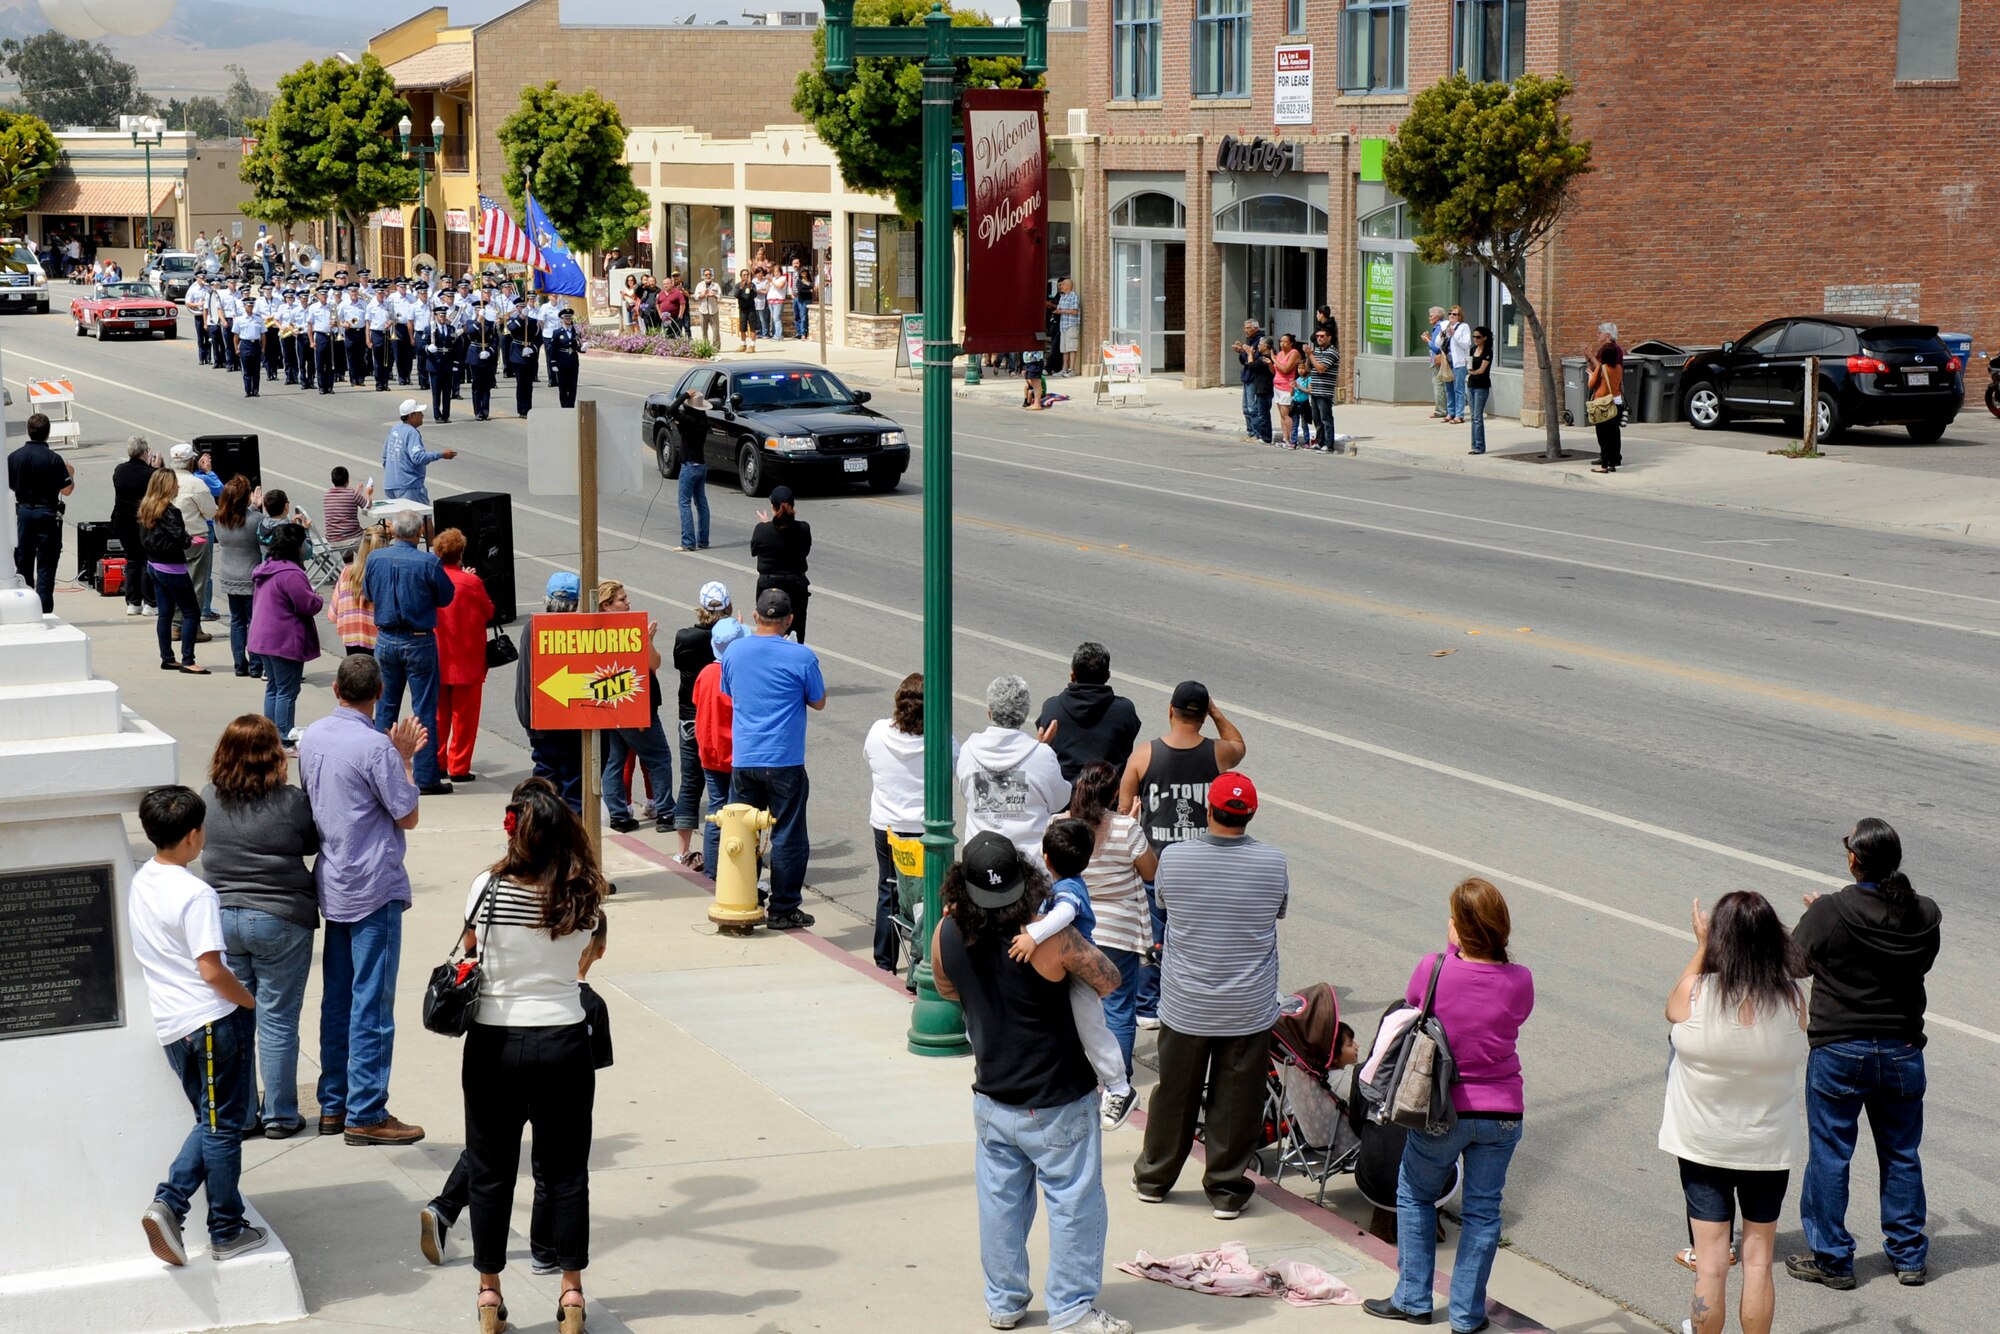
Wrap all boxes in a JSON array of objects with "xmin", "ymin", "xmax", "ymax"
[
  {"xmin": 485, "ymin": 619, "xmax": 518, "ymax": 669},
  {"xmin": 1586, "ymin": 363, "xmax": 1620, "ymax": 425},
  {"xmin": 422, "ymin": 873, "xmax": 501, "ymax": 1037},
  {"xmin": 1359, "ymin": 952, "xmax": 1460, "ymax": 1135}
]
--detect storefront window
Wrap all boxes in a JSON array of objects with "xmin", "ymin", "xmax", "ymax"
[
  {"xmin": 1360, "ymin": 251, "xmax": 1396, "ymax": 356},
  {"xmin": 850, "ymin": 213, "xmax": 921, "ymax": 315},
  {"xmin": 1111, "ymin": 191, "xmax": 1185, "ymax": 230},
  {"xmin": 1403, "ymin": 256, "xmax": 1456, "ymax": 359},
  {"xmin": 1455, "ymin": 0, "xmax": 1527, "ymax": 83},
  {"xmin": 1113, "ymin": 0, "xmax": 1161, "ymax": 100},
  {"xmin": 1048, "ymin": 220, "xmax": 1071, "ymax": 283},
  {"xmin": 1342, "ymin": 0, "xmax": 1407, "ymax": 93},
  {"xmin": 669, "ymin": 203, "xmax": 731, "ymax": 292},
  {"xmin": 1193, "ymin": 0, "xmax": 1251, "ymax": 99},
  {"xmin": 1217, "ymin": 196, "xmax": 1329, "ymax": 236}
]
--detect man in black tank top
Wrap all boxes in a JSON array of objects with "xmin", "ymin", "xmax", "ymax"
[{"xmin": 932, "ymin": 833, "xmax": 1134, "ymax": 1334}]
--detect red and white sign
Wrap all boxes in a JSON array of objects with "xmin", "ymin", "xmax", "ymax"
[
  {"xmin": 961, "ymin": 88, "xmax": 1048, "ymax": 355},
  {"xmin": 1274, "ymin": 45, "xmax": 1313, "ymax": 126},
  {"xmin": 527, "ymin": 612, "xmax": 652, "ymax": 731},
  {"xmin": 446, "ymin": 209, "xmax": 471, "ymax": 234}
]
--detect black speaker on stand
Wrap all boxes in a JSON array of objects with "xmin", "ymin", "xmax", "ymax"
[
  {"xmin": 75, "ymin": 520, "xmax": 119, "ymax": 583},
  {"xmin": 193, "ymin": 434, "xmax": 261, "ymax": 488},
  {"xmin": 431, "ymin": 491, "xmax": 516, "ymax": 624}
]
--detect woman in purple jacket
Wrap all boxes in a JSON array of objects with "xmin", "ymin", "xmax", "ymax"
[
  {"xmin": 1366, "ymin": 877, "xmax": 1535, "ymax": 1333},
  {"xmin": 247, "ymin": 523, "xmax": 323, "ymax": 746}
]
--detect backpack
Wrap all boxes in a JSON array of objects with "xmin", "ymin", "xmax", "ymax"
[{"xmin": 1358, "ymin": 953, "xmax": 1459, "ymax": 1135}]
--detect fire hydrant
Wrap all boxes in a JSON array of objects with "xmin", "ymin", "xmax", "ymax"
[{"xmin": 707, "ymin": 802, "xmax": 774, "ymax": 935}]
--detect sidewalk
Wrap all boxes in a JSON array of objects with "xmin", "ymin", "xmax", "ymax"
[{"xmin": 56, "ymin": 597, "xmax": 1659, "ymax": 1334}]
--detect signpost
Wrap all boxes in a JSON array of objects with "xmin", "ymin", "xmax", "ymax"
[{"xmin": 813, "ymin": 217, "xmax": 831, "ymax": 366}]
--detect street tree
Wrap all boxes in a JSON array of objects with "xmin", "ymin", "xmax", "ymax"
[
  {"xmin": 161, "ymin": 96, "xmax": 228, "ymax": 138},
  {"xmin": 495, "ymin": 83, "xmax": 648, "ymax": 258},
  {"xmin": 0, "ymin": 109, "xmax": 63, "ymax": 222},
  {"xmin": 1384, "ymin": 72, "xmax": 1593, "ymax": 459},
  {"xmin": 238, "ymin": 55, "xmax": 415, "ymax": 264},
  {"xmin": 0, "ymin": 32, "xmax": 151, "ymax": 128},
  {"xmin": 792, "ymin": 0, "xmax": 1034, "ymax": 220}
]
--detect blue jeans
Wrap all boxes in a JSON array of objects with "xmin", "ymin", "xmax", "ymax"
[
  {"xmin": 730, "ymin": 765, "xmax": 809, "ymax": 916},
  {"xmin": 702, "ymin": 768, "xmax": 730, "ymax": 875},
  {"xmin": 1394, "ymin": 1116, "xmax": 1523, "ymax": 1330},
  {"xmin": 1801, "ymin": 1039, "xmax": 1928, "ymax": 1274},
  {"xmin": 1240, "ymin": 381, "xmax": 1273, "ymax": 440},
  {"xmin": 14, "ymin": 505, "xmax": 61, "ymax": 613},
  {"xmin": 374, "ymin": 630, "xmax": 443, "ymax": 786},
  {"xmin": 157, "ymin": 1007, "xmax": 254, "ymax": 1243},
  {"xmin": 672, "ymin": 720, "xmax": 703, "ymax": 832},
  {"xmin": 152, "ymin": 567, "xmax": 200, "ymax": 665},
  {"xmin": 972, "ymin": 1091, "xmax": 1108, "ymax": 1330},
  {"xmin": 678, "ymin": 463, "xmax": 710, "ymax": 547},
  {"xmin": 1099, "ymin": 947, "xmax": 1144, "ymax": 1077},
  {"xmin": 530, "ymin": 730, "xmax": 584, "ymax": 812},
  {"xmin": 871, "ymin": 826, "xmax": 901, "ymax": 972},
  {"xmin": 602, "ymin": 716, "xmax": 675, "ymax": 822},
  {"xmin": 221, "ymin": 907, "xmax": 315, "ymax": 1130},
  {"xmin": 226, "ymin": 592, "xmax": 261, "ymax": 675},
  {"xmin": 316, "ymin": 900, "xmax": 404, "ymax": 1129},
  {"xmin": 263, "ymin": 655, "xmax": 304, "ymax": 737},
  {"xmin": 1449, "ymin": 364, "xmax": 1469, "ymax": 418},
  {"xmin": 1468, "ymin": 386, "xmax": 1489, "ymax": 453},
  {"xmin": 793, "ymin": 296, "xmax": 810, "ymax": 338},
  {"xmin": 1135, "ymin": 885, "xmax": 1165, "ymax": 1017}
]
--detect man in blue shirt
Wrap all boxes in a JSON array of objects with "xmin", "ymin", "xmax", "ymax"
[
  {"xmin": 363, "ymin": 510, "xmax": 456, "ymax": 794},
  {"xmin": 382, "ymin": 401, "xmax": 455, "ymax": 504},
  {"xmin": 720, "ymin": 587, "xmax": 826, "ymax": 929}
]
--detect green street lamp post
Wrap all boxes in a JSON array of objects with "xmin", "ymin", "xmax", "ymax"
[
  {"xmin": 130, "ymin": 117, "xmax": 164, "ymax": 251},
  {"xmin": 821, "ymin": 0, "xmax": 1050, "ymax": 1058},
  {"xmin": 397, "ymin": 113, "xmax": 447, "ymax": 272}
]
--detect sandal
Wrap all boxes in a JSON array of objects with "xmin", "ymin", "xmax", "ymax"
[
  {"xmin": 681, "ymin": 850, "xmax": 704, "ymax": 874},
  {"xmin": 476, "ymin": 1288, "xmax": 508, "ymax": 1333},
  {"xmin": 557, "ymin": 1288, "xmax": 586, "ymax": 1333},
  {"xmin": 1674, "ymin": 1244, "xmax": 1738, "ymax": 1271}
]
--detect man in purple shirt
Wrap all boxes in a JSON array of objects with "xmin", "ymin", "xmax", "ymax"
[{"xmin": 300, "ymin": 654, "xmax": 429, "ymax": 1146}]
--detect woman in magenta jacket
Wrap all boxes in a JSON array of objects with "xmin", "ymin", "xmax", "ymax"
[{"xmin": 247, "ymin": 523, "xmax": 323, "ymax": 745}]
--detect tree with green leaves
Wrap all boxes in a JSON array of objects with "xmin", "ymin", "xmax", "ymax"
[
  {"xmin": 1384, "ymin": 73, "xmax": 1593, "ymax": 459},
  {"xmin": 0, "ymin": 109, "xmax": 63, "ymax": 223},
  {"xmin": 237, "ymin": 55, "xmax": 415, "ymax": 264},
  {"xmin": 0, "ymin": 32, "xmax": 151, "ymax": 129},
  {"xmin": 792, "ymin": 0, "xmax": 1036, "ymax": 219},
  {"xmin": 495, "ymin": 83, "xmax": 648, "ymax": 261},
  {"xmin": 167, "ymin": 66, "xmax": 276, "ymax": 138}
]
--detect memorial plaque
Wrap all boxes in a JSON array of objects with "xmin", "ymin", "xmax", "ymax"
[{"xmin": 0, "ymin": 863, "xmax": 121, "ymax": 1039}]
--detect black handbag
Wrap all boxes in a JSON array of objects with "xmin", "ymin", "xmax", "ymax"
[
  {"xmin": 422, "ymin": 874, "xmax": 501, "ymax": 1037},
  {"xmin": 485, "ymin": 620, "xmax": 518, "ymax": 669}
]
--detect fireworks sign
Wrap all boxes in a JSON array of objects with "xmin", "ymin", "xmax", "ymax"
[{"xmin": 528, "ymin": 612, "xmax": 653, "ymax": 730}]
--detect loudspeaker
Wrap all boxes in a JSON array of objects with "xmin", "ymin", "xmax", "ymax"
[
  {"xmin": 194, "ymin": 434, "xmax": 261, "ymax": 488},
  {"xmin": 432, "ymin": 490, "xmax": 516, "ymax": 625},
  {"xmin": 75, "ymin": 520, "xmax": 120, "ymax": 583}
]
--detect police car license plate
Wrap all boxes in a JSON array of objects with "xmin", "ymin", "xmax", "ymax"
[
  {"xmin": 1905, "ymin": 370, "xmax": 1929, "ymax": 386},
  {"xmin": 843, "ymin": 457, "xmax": 866, "ymax": 473},
  {"xmin": 133, "ymin": 320, "xmax": 150, "ymax": 329}
]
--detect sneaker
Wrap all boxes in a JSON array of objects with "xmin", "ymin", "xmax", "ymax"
[
  {"xmin": 655, "ymin": 816, "xmax": 675, "ymax": 834},
  {"xmin": 211, "ymin": 1225, "xmax": 268, "ymax": 1261},
  {"xmin": 531, "ymin": 1255, "xmax": 562, "ymax": 1276},
  {"xmin": 1212, "ymin": 1203, "xmax": 1243, "ymax": 1220},
  {"xmin": 766, "ymin": 908, "xmax": 816, "ymax": 930},
  {"xmin": 418, "ymin": 1203, "xmax": 449, "ymax": 1265},
  {"xmin": 1784, "ymin": 1254, "xmax": 1856, "ymax": 1290},
  {"xmin": 1066, "ymin": 1310, "xmax": 1133, "ymax": 1334},
  {"xmin": 142, "ymin": 604, "xmax": 156, "ymax": 615},
  {"xmin": 1100, "ymin": 1087, "xmax": 1136, "ymax": 1131},
  {"xmin": 608, "ymin": 814, "xmax": 641, "ymax": 833},
  {"xmin": 1136, "ymin": 1015, "xmax": 1161, "ymax": 1031},
  {"xmin": 142, "ymin": 1200, "xmax": 186, "ymax": 1266},
  {"xmin": 125, "ymin": 603, "xmax": 143, "ymax": 616},
  {"xmin": 1133, "ymin": 1183, "xmax": 1164, "ymax": 1204},
  {"xmin": 418, "ymin": 781, "xmax": 454, "ymax": 797},
  {"xmin": 988, "ymin": 1313, "xmax": 1024, "ymax": 1332},
  {"xmin": 1897, "ymin": 1265, "xmax": 1928, "ymax": 1286},
  {"xmin": 344, "ymin": 1115, "xmax": 426, "ymax": 1146}
]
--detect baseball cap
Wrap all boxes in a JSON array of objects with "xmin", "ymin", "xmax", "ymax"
[
  {"xmin": 961, "ymin": 831, "xmax": 1027, "ymax": 909},
  {"xmin": 1210, "ymin": 771, "xmax": 1258, "ymax": 817},
  {"xmin": 545, "ymin": 571, "xmax": 580, "ymax": 600},
  {"xmin": 710, "ymin": 616, "xmax": 749, "ymax": 654},
  {"xmin": 1170, "ymin": 680, "xmax": 1210, "ymax": 714},
  {"xmin": 398, "ymin": 398, "xmax": 423, "ymax": 418},
  {"xmin": 698, "ymin": 580, "xmax": 731, "ymax": 612},
  {"xmin": 769, "ymin": 484, "xmax": 796, "ymax": 507},
  {"xmin": 168, "ymin": 442, "xmax": 195, "ymax": 464},
  {"xmin": 756, "ymin": 587, "xmax": 794, "ymax": 620}
]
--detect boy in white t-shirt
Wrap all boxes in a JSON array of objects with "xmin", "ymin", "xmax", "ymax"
[{"xmin": 130, "ymin": 785, "xmax": 266, "ymax": 1266}]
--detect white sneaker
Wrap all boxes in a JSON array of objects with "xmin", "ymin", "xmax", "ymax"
[
  {"xmin": 988, "ymin": 1312, "xmax": 1024, "ymax": 1331},
  {"xmin": 1067, "ymin": 1310, "xmax": 1133, "ymax": 1334},
  {"xmin": 1100, "ymin": 1087, "xmax": 1136, "ymax": 1131},
  {"xmin": 1212, "ymin": 1204, "xmax": 1243, "ymax": 1220},
  {"xmin": 1136, "ymin": 1015, "xmax": 1161, "ymax": 1031},
  {"xmin": 125, "ymin": 603, "xmax": 142, "ymax": 616}
]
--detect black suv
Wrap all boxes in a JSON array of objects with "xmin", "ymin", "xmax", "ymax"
[
  {"xmin": 1680, "ymin": 316, "xmax": 1963, "ymax": 443},
  {"xmin": 642, "ymin": 362, "xmax": 909, "ymax": 496}
]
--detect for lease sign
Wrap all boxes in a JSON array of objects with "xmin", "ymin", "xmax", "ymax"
[{"xmin": 1275, "ymin": 45, "xmax": 1313, "ymax": 126}]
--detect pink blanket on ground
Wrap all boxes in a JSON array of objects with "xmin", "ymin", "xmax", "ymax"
[{"xmin": 1116, "ymin": 1242, "xmax": 1361, "ymax": 1306}]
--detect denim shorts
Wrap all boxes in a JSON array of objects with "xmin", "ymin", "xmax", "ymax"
[{"xmin": 1679, "ymin": 1157, "xmax": 1790, "ymax": 1225}]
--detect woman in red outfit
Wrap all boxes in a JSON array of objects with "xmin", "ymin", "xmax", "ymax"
[{"xmin": 431, "ymin": 528, "xmax": 495, "ymax": 783}]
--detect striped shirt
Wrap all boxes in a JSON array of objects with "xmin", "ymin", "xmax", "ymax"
[
  {"xmin": 465, "ymin": 873, "xmax": 593, "ymax": 1028},
  {"xmin": 329, "ymin": 580, "xmax": 376, "ymax": 650},
  {"xmin": 1305, "ymin": 344, "xmax": 1340, "ymax": 397},
  {"xmin": 1157, "ymin": 830, "xmax": 1289, "ymax": 1037},
  {"xmin": 1084, "ymin": 813, "xmax": 1153, "ymax": 955},
  {"xmin": 321, "ymin": 486, "xmax": 369, "ymax": 544}
]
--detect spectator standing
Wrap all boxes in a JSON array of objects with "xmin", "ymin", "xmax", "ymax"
[
  {"xmin": 596, "ymin": 579, "xmax": 677, "ymax": 834},
  {"xmin": 693, "ymin": 268, "xmax": 722, "ymax": 348},
  {"xmin": 765, "ymin": 265, "xmax": 789, "ymax": 339},
  {"xmin": 721, "ymin": 588, "xmax": 826, "ymax": 930},
  {"xmin": 1587, "ymin": 322, "xmax": 1626, "ymax": 473},
  {"xmin": 382, "ymin": 401, "xmax": 456, "ymax": 504},
  {"xmin": 930, "ymin": 833, "xmax": 1131, "ymax": 1334},
  {"xmin": 1445, "ymin": 304, "xmax": 1472, "ymax": 424},
  {"xmin": 112, "ymin": 437, "xmax": 159, "ymax": 615},
  {"xmin": 247, "ymin": 524, "xmax": 322, "ymax": 745},
  {"xmin": 958, "ymin": 674, "xmax": 1071, "ymax": 860},
  {"xmin": 7, "ymin": 411, "xmax": 73, "ymax": 613},
  {"xmin": 1660, "ymin": 892, "xmax": 1808, "ymax": 1334},
  {"xmin": 1133, "ymin": 773, "xmax": 1286, "ymax": 1220},
  {"xmin": 864, "ymin": 672, "xmax": 954, "ymax": 976},
  {"xmin": 669, "ymin": 581, "xmax": 732, "ymax": 859},
  {"xmin": 1467, "ymin": 327, "xmax": 1494, "ymax": 456},
  {"xmin": 1054, "ymin": 278, "xmax": 1082, "ymax": 376},
  {"xmin": 790, "ymin": 260, "xmax": 812, "ymax": 339},
  {"xmin": 1066, "ymin": 762, "xmax": 1156, "ymax": 1096},
  {"xmin": 750, "ymin": 486, "xmax": 812, "ymax": 642},
  {"xmin": 138, "ymin": 469, "xmax": 208, "ymax": 673},
  {"xmin": 299, "ymin": 654, "xmax": 429, "ymax": 1145},
  {"xmin": 1314, "ymin": 303, "xmax": 1339, "ymax": 345},
  {"xmin": 1233, "ymin": 320, "xmax": 1273, "ymax": 443},
  {"xmin": 364, "ymin": 510, "xmax": 456, "ymax": 795},
  {"xmin": 735, "ymin": 270, "xmax": 758, "ymax": 352},
  {"xmin": 321, "ymin": 466, "xmax": 373, "ymax": 555},
  {"xmin": 1786, "ymin": 818, "xmax": 1942, "ymax": 1292},
  {"xmin": 132, "ymin": 786, "xmax": 268, "ymax": 1267},
  {"xmin": 669, "ymin": 388, "xmax": 714, "ymax": 552},
  {"xmin": 1035, "ymin": 643, "xmax": 1142, "ymax": 783},
  {"xmin": 213, "ymin": 476, "xmax": 264, "ymax": 679},
  {"xmin": 200, "ymin": 716, "xmax": 321, "ymax": 1140},
  {"xmin": 1305, "ymin": 328, "xmax": 1341, "ymax": 454},
  {"xmin": 169, "ymin": 443, "xmax": 218, "ymax": 641},
  {"xmin": 1364, "ymin": 878, "xmax": 1535, "ymax": 1330},
  {"xmin": 330, "ymin": 533, "xmax": 383, "ymax": 657},
  {"xmin": 660, "ymin": 273, "xmax": 688, "ymax": 338},
  {"xmin": 432, "ymin": 528, "xmax": 495, "ymax": 784},
  {"xmin": 1271, "ymin": 333, "xmax": 1304, "ymax": 449},
  {"xmin": 1427, "ymin": 306, "xmax": 1450, "ymax": 420},
  {"xmin": 693, "ymin": 616, "xmax": 748, "ymax": 876},
  {"xmin": 516, "ymin": 573, "xmax": 586, "ymax": 811}
]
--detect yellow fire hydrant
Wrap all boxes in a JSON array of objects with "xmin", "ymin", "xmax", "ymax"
[{"xmin": 707, "ymin": 802, "xmax": 774, "ymax": 934}]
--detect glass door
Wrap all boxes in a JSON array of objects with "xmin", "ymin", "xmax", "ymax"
[{"xmin": 1113, "ymin": 238, "xmax": 1185, "ymax": 375}]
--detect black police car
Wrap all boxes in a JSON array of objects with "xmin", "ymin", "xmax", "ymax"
[
  {"xmin": 641, "ymin": 362, "xmax": 909, "ymax": 496},
  {"xmin": 1680, "ymin": 315, "xmax": 1963, "ymax": 443}
]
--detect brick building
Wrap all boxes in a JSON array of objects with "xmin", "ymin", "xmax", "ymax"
[{"xmin": 1068, "ymin": 0, "xmax": 1995, "ymax": 418}]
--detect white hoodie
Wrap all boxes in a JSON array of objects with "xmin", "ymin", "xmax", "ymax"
[
  {"xmin": 956, "ymin": 726, "xmax": 1071, "ymax": 860},
  {"xmin": 863, "ymin": 718, "xmax": 960, "ymax": 832}
]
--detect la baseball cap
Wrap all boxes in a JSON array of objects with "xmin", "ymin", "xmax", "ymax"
[
  {"xmin": 961, "ymin": 831, "xmax": 1027, "ymax": 909},
  {"xmin": 1210, "ymin": 771, "xmax": 1258, "ymax": 817},
  {"xmin": 756, "ymin": 587, "xmax": 794, "ymax": 620},
  {"xmin": 698, "ymin": 580, "xmax": 731, "ymax": 612}
]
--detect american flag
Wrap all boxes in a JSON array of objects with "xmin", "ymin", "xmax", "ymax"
[{"xmin": 478, "ymin": 194, "xmax": 547, "ymax": 270}]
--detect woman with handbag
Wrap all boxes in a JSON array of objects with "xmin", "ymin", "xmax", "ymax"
[
  {"xmin": 1365, "ymin": 878, "xmax": 1534, "ymax": 1332},
  {"xmin": 432, "ymin": 528, "xmax": 495, "ymax": 784},
  {"xmin": 457, "ymin": 778, "xmax": 607, "ymax": 1334},
  {"xmin": 1271, "ymin": 333, "xmax": 1303, "ymax": 450},
  {"xmin": 1586, "ymin": 322, "xmax": 1625, "ymax": 473},
  {"xmin": 139, "ymin": 467, "xmax": 210, "ymax": 674}
]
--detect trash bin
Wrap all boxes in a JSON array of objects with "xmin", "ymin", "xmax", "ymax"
[
  {"xmin": 1561, "ymin": 355, "xmax": 1590, "ymax": 427},
  {"xmin": 1645, "ymin": 359, "xmax": 1686, "ymax": 423},
  {"xmin": 1942, "ymin": 333, "xmax": 1973, "ymax": 389},
  {"xmin": 1620, "ymin": 357, "xmax": 1655, "ymax": 423}
]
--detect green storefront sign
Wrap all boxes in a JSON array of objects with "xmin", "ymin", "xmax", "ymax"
[{"xmin": 1364, "ymin": 252, "xmax": 1395, "ymax": 351}]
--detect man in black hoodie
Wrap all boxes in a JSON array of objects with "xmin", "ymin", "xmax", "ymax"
[{"xmin": 1036, "ymin": 642, "xmax": 1142, "ymax": 783}]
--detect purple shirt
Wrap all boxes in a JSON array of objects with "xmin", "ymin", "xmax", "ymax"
[
  {"xmin": 1407, "ymin": 945, "xmax": 1535, "ymax": 1115},
  {"xmin": 300, "ymin": 706, "xmax": 418, "ymax": 922}
]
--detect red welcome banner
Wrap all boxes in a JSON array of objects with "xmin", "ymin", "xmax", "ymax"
[{"xmin": 961, "ymin": 88, "xmax": 1048, "ymax": 354}]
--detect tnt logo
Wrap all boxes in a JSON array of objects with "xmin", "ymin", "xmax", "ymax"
[{"xmin": 586, "ymin": 667, "xmax": 638, "ymax": 706}]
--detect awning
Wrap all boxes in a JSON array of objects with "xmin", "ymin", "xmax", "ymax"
[
  {"xmin": 384, "ymin": 43, "xmax": 473, "ymax": 91},
  {"xmin": 34, "ymin": 177, "xmax": 177, "ymax": 217}
]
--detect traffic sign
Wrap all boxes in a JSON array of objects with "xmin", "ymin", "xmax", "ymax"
[{"xmin": 527, "ymin": 611, "xmax": 652, "ymax": 730}]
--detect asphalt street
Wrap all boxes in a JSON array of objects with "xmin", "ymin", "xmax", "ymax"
[{"xmin": 15, "ymin": 306, "xmax": 1998, "ymax": 1333}]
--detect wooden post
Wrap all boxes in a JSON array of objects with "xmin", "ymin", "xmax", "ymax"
[
  {"xmin": 818, "ymin": 243, "xmax": 829, "ymax": 367},
  {"xmin": 577, "ymin": 399, "xmax": 601, "ymax": 861},
  {"xmin": 1804, "ymin": 355, "xmax": 1820, "ymax": 444}
]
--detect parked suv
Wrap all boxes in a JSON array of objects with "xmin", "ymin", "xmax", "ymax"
[{"xmin": 1681, "ymin": 315, "xmax": 1962, "ymax": 443}]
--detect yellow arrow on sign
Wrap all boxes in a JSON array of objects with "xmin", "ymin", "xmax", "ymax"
[{"xmin": 537, "ymin": 665, "xmax": 597, "ymax": 705}]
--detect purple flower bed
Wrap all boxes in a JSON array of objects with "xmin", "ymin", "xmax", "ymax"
[{"xmin": 579, "ymin": 330, "xmax": 716, "ymax": 360}]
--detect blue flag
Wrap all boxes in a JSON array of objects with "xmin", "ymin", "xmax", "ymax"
[{"xmin": 526, "ymin": 192, "xmax": 586, "ymax": 297}]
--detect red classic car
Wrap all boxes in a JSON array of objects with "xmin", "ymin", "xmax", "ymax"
[{"xmin": 71, "ymin": 281, "xmax": 180, "ymax": 340}]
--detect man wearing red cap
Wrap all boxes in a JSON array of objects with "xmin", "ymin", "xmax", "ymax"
[{"xmin": 1132, "ymin": 769, "xmax": 1289, "ymax": 1222}]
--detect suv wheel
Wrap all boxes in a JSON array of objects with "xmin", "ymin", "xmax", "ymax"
[
  {"xmin": 1906, "ymin": 420, "xmax": 1948, "ymax": 444},
  {"xmin": 1685, "ymin": 382, "xmax": 1726, "ymax": 430},
  {"xmin": 1809, "ymin": 393, "xmax": 1841, "ymax": 443},
  {"xmin": 737, "ymin": 441, "xmax": 769, "ymax": 497},
  {"xmin": 654, "ymin": 426, "xmax": 681, "ymax": 479}
]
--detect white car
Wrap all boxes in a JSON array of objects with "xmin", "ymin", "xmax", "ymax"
[{"xmin": 0, "ymin": 239, "xmax": 49, "ymax": 314}]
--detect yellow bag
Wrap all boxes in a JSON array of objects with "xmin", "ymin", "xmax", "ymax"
[{"xmin": 1586, "ymin": 394, "xmax": 1619, "ymax": 425}]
